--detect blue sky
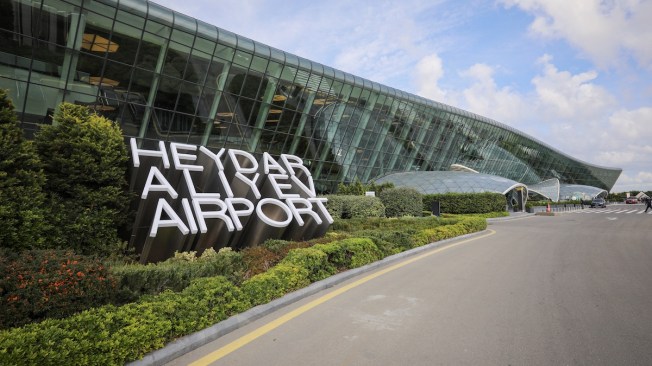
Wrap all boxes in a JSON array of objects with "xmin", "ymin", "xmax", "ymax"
[{"xmin": 154, "ymin": 0, "xmax": 652, "ymax": 193}]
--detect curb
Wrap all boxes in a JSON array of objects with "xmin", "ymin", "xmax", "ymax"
[
  {"xmin": 127, "ymin": 229, "xmax": 491, "ymax": 366},
  {"xmin": 486, "ymin": 213, "xmax": 536, "ymax": 223}
]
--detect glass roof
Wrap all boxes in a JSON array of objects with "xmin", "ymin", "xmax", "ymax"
[
  {"xmin": 559, "ymin": 184, "xmax": 607, "ymax": 200},
  {"xmin": 374, "ymin": 171, "xmax": 526, "ymax": 195}
]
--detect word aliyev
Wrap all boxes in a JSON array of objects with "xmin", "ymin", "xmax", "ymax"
[{"xmin": 128, "ymin": 138, "xmax": 333, "ymax": 263}]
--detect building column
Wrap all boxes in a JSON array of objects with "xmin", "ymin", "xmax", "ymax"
[
  {"xmin": 201, "ymin": 63, "xmax": 231, "ymax": 146},
  {"xmin": 54, "ymin": 12, "xmax": 85, "ymax": 122},
  {"xmin": 138, "ymin": 42, "xmax": 169, "ymax": 141},
  {"xmin": 288, "ymin": 90, "xmax": 316, "ymax": 155}
]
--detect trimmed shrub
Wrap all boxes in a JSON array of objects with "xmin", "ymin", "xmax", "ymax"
[
  {"xmin": 354, "ymin": 229, "xmax": 418, "ymax": 256},
  {"xmin": 241, "ymin": 263, "xmax": 311, "ymax": 306},
  {"xmin": 336, "ymin": 180, "xmax": 394, "ymax": 195},
  {"xmin": 348, "ymin": 196, "xmax": 385, "ymax": 218},
  {"xmin": 324, "ymin": 195, "xmax": 385, "ymax": 219},
  {"xmin": 0, "ymin": 250, "xmax": 117, "ymax": 329},
  {"xmin": 379, "ymin": 187, "xmax": 423, "ymax": 217},
  {"xmin": 261, "ymin": 239, "xmax": 312, "ymax": 258},
  {"xmin": 422, "ymin": 192, "xmax": 506, "ymax": 214},
  {"xmin": 0, "ymin": 89, "xmax": 48, "ymax": 250},
  {"xmin": 0, "ymin": 276, "xmax": 250, "ymax": 365},
  {"xmin": 110, "ymin": 247, "xmax": 245, "ymax": 302},
  {"xmin": 241, "ymin": 246, "xmax": 283, "ymax": 278},
  {"xmin": 323, "ymin": 195, "xmax": 355, "ymax": 219},
  {"xmin": 313, "ymin": 238, "xmax": 381, "ymax": 269},
  {"xmin": 34, "ymin": 103, "xmax": 130, "ymax": 256},
  {"xmin": 280, "ymin": 247, "xmax": 336, "ymax": 282}
]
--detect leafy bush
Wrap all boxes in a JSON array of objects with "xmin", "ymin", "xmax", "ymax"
[
  {"xmin": 323, "ymin": 195, "xmax": 354, "ymax": 219},
  {"xmin": 379, "ymin": 187, "xmax": 423, "ymax": 217},
  {"xmin": 354, "ymin": 229, "xmax": 418, "ymax": 256},
  {"xmin": 0, "ymin": 250, "xmax": 117, "ymax": 329},
  {"xmin": 241, "ymin": 246, "xmax": 283, "ymax": 278},
  {"xmin": 331, "ymin": 215, "xmax": 442, "ymax": 232},
  {"xmin": 261, "ymin": 239, "xmax": 312, "ymax": 258},
  {"xmin": 0, "ymin": 276, "xmax": 250, "ymax": 365},
  {"xmin": 422, "ymin": 192, "xmax": 506, "ymax": 214},
  {"xmin": 241, "ymin": 264, "xmax": 311, "ymax": 306},
  {"xmin": 110, "ymin": 247, "xmax": 245, "ymax": 302},
  {"xmin": 280, "ymin": 248, "xmax": 336, "ymax": 282},
  {"xmin": 324, "ymin": 195, "xmax": 385, "ymax": 219},
  {"xmin": 348, "ymin": 196, "xmax": 385, "ymax": 218},
  {"xmin": 330, "ymin": 238, "xmax": 381, "ymax": 268},
  {"xmin": 0, "ymin": 89, "xmax": 48, "ymax": 250},
  {"xmin": 34, "ymin": 103, "xmax": 130, "ymax": 256}
]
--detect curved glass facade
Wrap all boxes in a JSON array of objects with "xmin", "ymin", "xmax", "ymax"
[{"xmin": 0, "ymin": 0, "xmax": 622, "ymax": 193}]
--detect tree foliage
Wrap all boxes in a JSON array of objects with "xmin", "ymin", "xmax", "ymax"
[
  {"xmin": 336, "ymin": 179, "xmax": 394, "ymax": 195},
  {"xmin": 35, "ymin": 103, "xmax": 130, "ymax": 256},
  {"xmin": 0, "ymin": 89, "xmax": 48, "ymax": 250}
]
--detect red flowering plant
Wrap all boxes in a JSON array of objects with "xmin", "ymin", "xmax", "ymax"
[{"xmin": 0, "ymin": 249, "xmax": 117, "ymax": 329}]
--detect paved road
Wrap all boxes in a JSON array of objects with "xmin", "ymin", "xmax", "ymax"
[{"xmin": 168, "ymin": 212, "xmax": 652, "ymax": 366}]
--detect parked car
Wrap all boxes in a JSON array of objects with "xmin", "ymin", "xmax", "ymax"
[
  {"xmin": 591, "ymin": 198, "xmax": 606, "ymax": 208},
  {"xmin": 625, "ymin": 197, "xmax": 638, "ymax": 204}
]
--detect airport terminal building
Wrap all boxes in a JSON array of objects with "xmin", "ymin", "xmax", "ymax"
[{"xmin": 0, "ymin": 0, "xmax": 622, "ymax": 207}]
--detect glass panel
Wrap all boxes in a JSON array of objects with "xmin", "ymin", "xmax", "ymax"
[
  {"xmin": 171, "ymin": 28, "xmax": 195, "ymax": 48},
  {"xmin": 249, "ymin": 55, "xmax": 267, "ymax": 74},
  {"xmin": 233, "ymin": 49, "xmax": 251, "ymax": 68},
  {"xmin": 135, "ymin": 36, "xmax": 162, "ymax": 71},
  {"xmin": 146, "ymin": 3, "xmax": 174, "ymax": 28},
  {"xmin": 214, "ymin": 43, "xmax": 234, "ymax": 62}
]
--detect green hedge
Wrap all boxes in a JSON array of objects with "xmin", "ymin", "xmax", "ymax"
[
  {"xmin": 0, "ymin": 250, "xmax": 117, "ymax": 329},
  {"xmin": 240, "ymin": 264, "xmax": 311, "ymax": 306},
  {"xmin": 110, "ymin": 248, "xmax": 245, "ymax": 302},
  {"xmin": 313, "ymin": 238, "xmax": 381, "ymax": 270},
  {"xmin": 0, "ymin": 276, "xmax": 250, "ymax": 365},
  {"xmin": 324, "ymin": 195, "xmax": 385, "ymax": 219},
  {"xmin": 422, "ymin": 192, "xmax": 506, "ymax": 214},
  {"xmin": 379, "ymin": 187, "xmax": 423, "ymax": 217}
]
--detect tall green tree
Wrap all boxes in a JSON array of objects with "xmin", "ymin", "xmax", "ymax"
[
  {"xmin": 0, "ymin": 89, "xmax": 48, "ymax": 250},
  {"xmin": 35, "ymin": 103, "xmax": 130, "ymax": 256}
]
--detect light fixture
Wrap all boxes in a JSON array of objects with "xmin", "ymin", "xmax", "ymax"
[
  {"xmin": 216, "ymin": 112, "xmax": 234, "ymax": 117},
  {"xmin": 88, "ymin": 76, "xmax": 120, "ymax": 87},
  {"xmin": 268, "ymin": 109, "xmax": 282, "ymax": 114},
  {"xmin": 272, "ymin": 95, "xmax": 286, "ymax": 102},
  {"xmin": 82, "ymin": 33, "xmax": 119, "ymax": 53},
  {"xmin": 265, "ymin": 119, "xmax": 279, "ymax": 123}
]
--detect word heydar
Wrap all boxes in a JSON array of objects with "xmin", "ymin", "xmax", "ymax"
[{"xmin": 128, "ymin": 138, "xmax": 333, "ymax": 263}]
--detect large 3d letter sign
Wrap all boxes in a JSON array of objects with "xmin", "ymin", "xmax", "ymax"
[{"xmin": 128, "ymin": 138, "xmax": 333, "ymax": 263}]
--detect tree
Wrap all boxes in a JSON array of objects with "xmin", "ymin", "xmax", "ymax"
[
  {"xmin": 0, "ymin": 89, "xmax": 48, "ymax": 250},
  {"xmin": 35, "ymin": 103, "xmax": 130, "ymax": 256}
]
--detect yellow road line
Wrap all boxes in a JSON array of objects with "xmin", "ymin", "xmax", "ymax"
[{"xmin": 190, "ymin": 229, "xmax": 496, "ymax": 366}]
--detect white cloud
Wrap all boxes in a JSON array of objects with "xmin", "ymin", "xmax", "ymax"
[
  {"xmin": 457, "ymin": 63, "xmax": 528, "ymax": 128},
  {"xmin": 414, "ymin": 54, "xmax": 447, "ymax": 102},
  {"xmin": 531, "ymin": 54, "xmax": 616, "ymax": 120},
  {"xmin": 499, "ymin": 0, "xmax": 652, "ymax": 70}
]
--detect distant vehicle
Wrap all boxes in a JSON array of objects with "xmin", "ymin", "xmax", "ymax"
[
  {"xmin": 591, "ymin": 198, "xmax": 606, "ymax": 208},
  {"xmin": 625, "ymin": 197, "xmax": 638, "ymax": 204}
]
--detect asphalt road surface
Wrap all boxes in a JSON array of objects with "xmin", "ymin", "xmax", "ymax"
[{"xmin": 168, "ymin": 210, "xmax": 652, "ymax": 366}]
